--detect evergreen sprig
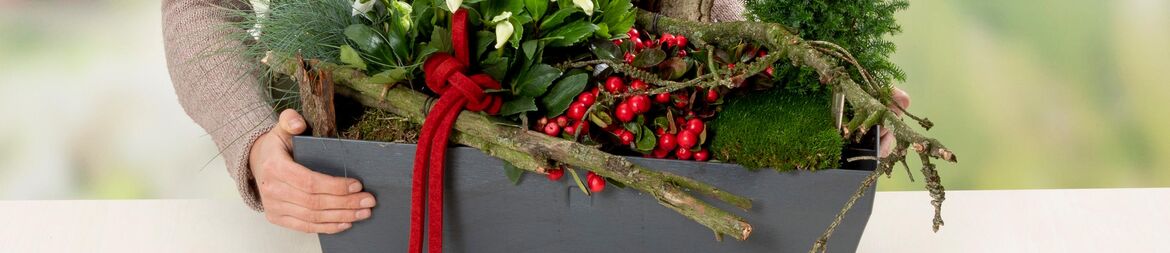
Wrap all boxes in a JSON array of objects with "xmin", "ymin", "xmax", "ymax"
[{"xmin": 745, "ymin": 0, "xmax": 908, "ymax": 94}]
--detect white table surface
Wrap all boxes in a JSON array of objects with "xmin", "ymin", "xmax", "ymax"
[{"xmin": 2, "ymin": 188, "xmax": 1167, "ymax": 253}]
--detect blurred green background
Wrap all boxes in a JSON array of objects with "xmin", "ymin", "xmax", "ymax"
[{"xmin": 0, "ymin": 0, "xmax": 1167, "ymax": 199}]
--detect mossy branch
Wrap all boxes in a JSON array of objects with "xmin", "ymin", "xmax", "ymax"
[{"xmin": 266, "ymin": 53, "xmax": 754, "ymax": 240}]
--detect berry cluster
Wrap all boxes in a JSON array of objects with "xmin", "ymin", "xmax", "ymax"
[{"xmin": 535, "ymin": 28, "xmax": 733, "ymax": 191}]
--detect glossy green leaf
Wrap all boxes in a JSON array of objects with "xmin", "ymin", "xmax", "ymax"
[
  {"xmin": 541, "ymin": 73, "xmax": 589, "ymax": 117},
  {"xmin": 633, "ymin": 47, "xmax": 666, "ymax": 68},
  {"xmin": 522, "ymin": 40, "xmax": 540, "ymax": 60},
  {"xmin": 502, "ymin": 162, "xmax": 524, "ymax": 185},
  {"xmin": 591, "ymin": 40, "xmax": 620, "ymax": 60},
  {"xmin": 515, "ymin": 64, "xmax": 562, "ymax": 97},
  {"xmin": 499, "ymin": 96, "xmax": 538, "ymax": 116},
  {"xmin": 345, "ymin": 24, "xmax": 385, "ymax": 53},
  {"xmin": 545, "ymin": 21, "xmax": 598, "ymax": 47},
  {"xmin": 429, "ymin": 27, "xmax": 453, "ymax": 54},
  {"xmin": 525, "ymin": 0, "xmax": 548, "ymax": 20},
  {"xmin": 366, "ymin": 68, "xmax": 408, "ymax": 84},
  {"xmin": 339, "ymin": 45, "xmax": 368, "ymax": 70},
  {"xmin": 539, "ymin": 7, "xmax": 579, "ymax": 30},
  {"xmin": 635, "ymin": 125, "xmax": 657, "ymax": 152}
]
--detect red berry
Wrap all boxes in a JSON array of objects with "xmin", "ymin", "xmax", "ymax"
[
  {"xmin": 764, "ymin": 66, "xmax": 774, "ymax": 76},
  {"xmin": 612, "ymin": 39, "xmax": 623, "ymax": 46},
  {"xmin": 618, "ymin": 129, "xmax": 635, "ymax": 145},
  {"xmin": 629, "ymin": 79, "xmax": 648, "ymax": 91},
  {"xmin": 705, "ymin": 89, "xmax": 719, "ymax": 103},
  {"xmin": 694, "ymin": 149, "xmax": 710, "ymax": 162},
  {"xmin": 758, "ymin": 50, "xmax": 768, "ymax": 58},
  {"xmin": 543, "ymin": 122, "xmax": 561, "ymax": 136},
  {"xmin": 567, "ymin": 103, "xmax": 588, "ymax": 120},
  {"xmin": 628, "ymin": 95, "xmax": 651, "ymax": 114},
  {"xmin": 655, "ymin": 127, "xmax": 666, "ymax": 135},
  {"xmin": 727, "ymin": 63, "xmax": 736, "ymax": 69},
  {"xmin": 674, "ymin": 116, "xmax": 685, "ymax": 129},
  {"xmin": 632, "ymin": 37, "xmax": 644, "ymax": 51},
  {"xmin": 661, "ymin": 33, "xmax": 676, "ymax": 47},
  {"xmin": 652, "ymin": 148, "xmax": 670, "ymax": 158},
  {"xmin": 564, "ymin": 124, "xmax": 577, "ymax": 136},
  {"xmin": 658, "ymin": 133, "xmax": 677, "ymax": 151},
  {"xmin": 674, "ymin": 94, "xmax": 689, "ymax": 108},
  {"xmin": 615, "ymin": 102, "xmax": 635, "ymax": 122},
  {"xmin": 604, "ymin": 76, "xmax": 626, "ymax": 93},
  {"xmin": 654, "ymin": 93, "xmax": 671, "ymax": 104},
  {"xmin": 624, "ymin": 52, "xmax": 636, "ymax": 63},
  {"xmin": 675, "ymin": 35, "xmax": 687, "ymax": 47},
  {"xmin": 627, "ymin": 28, "xmax": 640, "ymax": 40},
  {"xmin": 685, "ymin": 118, "xmax": 704, "ymax": 133},
  {"xmin": 645, "ymin": 39, "xmax": 658, "ymax": 49},
  {"xmin": 537, "ymin": 117, "xmax": 549, "ymax": 127},
  {"xmin": 587, "ymin": 172, "xmax": 606, "ymax": 192},
  {"xmin": 591, "ymin": 87, "xmax": 600, "ymax": 97},
  {"xmin": 675, "ymin": 148, "xmax": 694, "ymax": 160},
  {"xmin": 677, "ymin": 49, "xmax": 688, "ymax": 57},
  {"xmin": 677, "ymin": 130, "xmax": 697, "ymax": 149},
  {"xmin": 547, "ymin": 168, "xmax": 564, "ymax": 181},
  {"xmin": 577, "ymin": 92, "xmax": 596, "ymax": 106},
  {"xmin": 555, "ymin": 116, "xmax": 570, "ymax": 127}
]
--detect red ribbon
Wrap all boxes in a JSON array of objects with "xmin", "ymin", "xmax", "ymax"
[{"xmin": 409, "ymin": 9, "xmax": 502, "ymax": 253}]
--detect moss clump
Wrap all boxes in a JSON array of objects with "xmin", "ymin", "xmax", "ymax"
[
  {"xmin": 709, "ymin": 89, "xmax": 843, "ymax": 171},
  {"xmin": 342, "ymin": 109, "xmax": 421, "ymax": 143}
]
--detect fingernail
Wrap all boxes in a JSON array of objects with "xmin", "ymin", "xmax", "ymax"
[
  {"xmin": 360, "ymin": 197, "xmax": 375, "ymax": 208},
  {"xmin": 288, "ymin": 119, "xmax": 304, "ymax": 131},
  {"xmin": 356, "ymin": 209, "xmax": 371, "ymax": 219},
  {"xmin": 348, "ymin": 182, "xmax": 362, "ymax": 193},
  {"xmin": 338, "ymin": 223, "xmax": 351, "ymax": 229}
]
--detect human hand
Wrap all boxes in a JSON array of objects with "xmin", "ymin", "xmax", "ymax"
[
  {"xmin": 879, "ymin": 88, "xmax": 911, "ymax": 158},
  {"xmin": 248, "ymin": 109, "xmax": 376, "ymax": 234}
]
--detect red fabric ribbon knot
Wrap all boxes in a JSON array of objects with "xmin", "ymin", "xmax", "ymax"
[{"xmin": 408, "ymin": 8, "xmax": 501, "ymax": 253}]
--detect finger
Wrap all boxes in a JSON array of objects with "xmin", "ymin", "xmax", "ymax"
[
  {"xmin": 267, "ymin": 181, "xmax": 375, "ymax": 210},
  {"xmin": 277, "ymin": 160, "xmax": 364, "ymax": 195},
  {"xmin": 889, "ymin": 88, "xmax": 911, "ymax": 117},
  {"xmin": 269, "ymin": 201, "xmax": 372, "ymax": 223},
  {"xmin": 266, "ymin": 214, "xmax": 352, "ymax": 234},
  {"xmin": 879, "ymin": 129, "xmax": 896, "ymax": 158},
  {"xmin": 273, "ymin": 109, "xmax": 307, "ymax": 151}
]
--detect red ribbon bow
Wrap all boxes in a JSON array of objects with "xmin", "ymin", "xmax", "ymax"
[{"xmin": 410, "ymin": 9, "xmax": 502, "ymax": 253}]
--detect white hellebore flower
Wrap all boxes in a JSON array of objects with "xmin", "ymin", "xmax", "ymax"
[
  {"xmin": 446, "ymin": 0, "xmax": 463, "ymax": 13},
  {"xmin": 352, "ymin": 0, "xmax": 375, "ymax": 17},
  {"xmin": 573, "ymin": 0, "xmax": 594, "ymax": 16},
  {"xmin": 491, "ymin": 12, "xmax": 514, "ymax": 49}
]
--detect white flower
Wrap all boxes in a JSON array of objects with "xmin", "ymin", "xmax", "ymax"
[
  {"xmin": 351, "ymin": 0, "xmax": 375, "ymax": 17},
  {"xmin": 446, "ymin": 0, "xmax": 463, "ymax": 13},
  {"xmin": 491, "ymin": 12, "xmax": 514, "ymax": 49},
  {"xmin": 573, "ymin": 0, "xmax": 594, "ymax": 16}
]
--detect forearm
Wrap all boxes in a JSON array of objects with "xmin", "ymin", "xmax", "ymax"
[{"xmin": 162, "ymin": 0, "xmax": 274, "ymax": 211}]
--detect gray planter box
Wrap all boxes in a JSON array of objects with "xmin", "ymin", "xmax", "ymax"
[{"xmin": 294, "ymin": 134, "xmax": 877, "ymax": 253}]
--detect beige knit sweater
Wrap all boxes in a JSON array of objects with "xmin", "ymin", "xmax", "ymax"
[
  {"xmin": 162, "ymin": 0, "xmax": 744, "ymax": 212},
  {"xmin": 163, "ymin": 0, "xmax": 272, "ymax": 211}
]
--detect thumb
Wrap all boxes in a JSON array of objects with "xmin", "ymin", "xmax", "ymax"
[{"xmin": 276, "ymin": 109, "xmax": 307, "ymax": 138}]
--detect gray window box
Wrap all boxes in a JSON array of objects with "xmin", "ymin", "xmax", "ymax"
[{"xmin": 293, "ymin": 130, "xmax": 876, "ymax": 253}]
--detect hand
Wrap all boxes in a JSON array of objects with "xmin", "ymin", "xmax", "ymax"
[
  {"xmin": 879, "ymin": 88, "xmax": 911, "ymax": 158},
  {"xmin": 248, "ymin": 109, "xmax": 376, "ymax": 234}
]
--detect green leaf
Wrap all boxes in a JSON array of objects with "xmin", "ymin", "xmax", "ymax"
[
  {"xmin": 589, "ymin": 109, "xmax": 613, "ymax": 129},
  {"xmin": 566, "ymin": 167, "xmax": 591, "ymax": 196},
  {"xmin": 541, "ymin": 73, "xmax": 589, "ymax": 117},
  {"xmin": 601, "ymin": 0, "xmax": 635, "ymax": 39},
  {"xmin": 591, "ymin": 40, "xmax": 621, "ymax": 60},
  {"xmin": 522, "ymin": 40, "xmax": 540, "ymax": 60},
  {"xmin": 509, "ymin": 19, "xmax": 525, "ymax": 48},
  {"xmin": 539, "ymin": 7, "xmax": 579, "ymax": 30},
  {"xmin": 429, "ymin": 27, "xmax": 453, "ymax": 54},
  {"xmin": 633, "ymin": 47, "xmax": 666, "ymax": 68},
  {"xmin": 525, "ymin": 0, "xmax": 548, "ymax": 20},
  {"xmin": 481, "ymin": 54, "xmax": 509, "ymax": 81},
  {"xmin": 635, "ymin": 125, "xmax": 657, "ymax": 152},
  {"xmin": 545, "ymin": 21, "xmax": 598, "ymax": 47},
  {"xmin": 345, "ymin": 24, "xmax": 385, "ymax": 53},
  {"xmin": 339, "ymin": 45, "xmax": 368, "ymax": 70},
  {"xmin": 366, "ymin": 68, "xmax": 408, "ymax": 84},
  {"xmin": 499, "ymin": 96, "xmax": 538, "ymax": 116},
  {"xmin": 475, "ymin": 30, "xmax": 494, "ymax": 60},
  {"xmin": 503, "ymin": 162, "xmax": 524, "ymax": 185},
  {"xmin": 515, "ymin": 64, "xmax": 562, "ymax": 97}
]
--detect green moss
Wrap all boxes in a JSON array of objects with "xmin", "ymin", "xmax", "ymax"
[
  {"xmin": 342, "ymin": 109, "xmax": 421, "ymax": 143},
  {"xmin": 709, "ymin": 89, "xmax": 842, "ymax": 171}
]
